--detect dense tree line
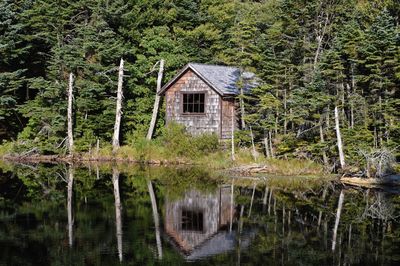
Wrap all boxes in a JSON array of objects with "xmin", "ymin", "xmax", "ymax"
[{"xmin": 0, "ymin": 0, "xmax": 399, "ymax": 167}]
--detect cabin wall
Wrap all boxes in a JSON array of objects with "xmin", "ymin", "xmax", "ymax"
[
  {"xmin": 221, "ymin": 97, "xmax": 237, "ymax": 139},
  {"xmin": 164, "ymin": 189, "xmax": 220, "ymax": 252},
  {"xmin": 165, "ymin": 70, "xmax": 221, "ymax": 137}
]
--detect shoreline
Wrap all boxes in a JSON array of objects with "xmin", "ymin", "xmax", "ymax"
[
  {"xmin": 1, "ymin": 154, "xmax": 192, "ymax": 165},
  {"xmin": 1, "ymin": 154, "xmax": 325, "ymax": 177}
]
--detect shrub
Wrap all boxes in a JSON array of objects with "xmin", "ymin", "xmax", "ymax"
[{"xmin": 160, "ymin": 122, "xmax": 219, "ymax": 158}]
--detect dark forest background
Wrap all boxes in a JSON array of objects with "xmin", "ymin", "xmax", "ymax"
[{"xmin": 0, "ymin": 0, "xmax": 399, "ymax": 166}]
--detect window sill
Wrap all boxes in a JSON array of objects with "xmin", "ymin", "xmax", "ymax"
[{"xmin": 181, "ymin": 113, "xmax": 207, "ymax": 116}]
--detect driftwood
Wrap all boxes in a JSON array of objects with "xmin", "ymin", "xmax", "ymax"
[{"xmin": 341, "ymin": 175, "xmax": 400, "ymax": 187}]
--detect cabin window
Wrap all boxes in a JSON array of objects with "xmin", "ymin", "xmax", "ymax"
[
  {"xmin": 182, "ymin": 93, "xmax": 205, "ymax": 114},
  {"xmin": 181, "ymin": 209, "xmax": 204, "ymax": 231}
]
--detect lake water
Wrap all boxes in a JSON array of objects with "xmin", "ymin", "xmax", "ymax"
[{"xmin": 0, "ymin": 162, "xmax": 399, "ymax": 265}]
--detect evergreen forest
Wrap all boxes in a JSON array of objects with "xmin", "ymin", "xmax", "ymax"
[{"xmin": 0, "ymin": 0, "xmax": 399, "ymax": 171}]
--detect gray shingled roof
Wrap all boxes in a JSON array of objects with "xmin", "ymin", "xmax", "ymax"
[{"xmin": 159, "ymin": 63, "xmax": 258, "ymax": 96}]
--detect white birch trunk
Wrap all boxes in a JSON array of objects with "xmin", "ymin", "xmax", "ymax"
[
  {"xmin": 146, "ymin": 59, "xmax": 165, "ymax": 140},
  {"xmin": 67, "ymin": 165, "xmax": 74, "ymax": 247},
  {"xmin": 335, "ymin": 106, "xmax": 346, "ymax": 169},
  {"xmin": 332, "ymin": 190, "xmax": 344, "ymax": 251},
  {"xmin": 112, "ymin": 168, "xmax": 123, "ymax": 262},
  {"xmin": 112, "ymin": 58, "xmax": 124, "ymax": 152},
  {"xmin": 147, "ymin": 180, "xmax": 162, "ymax": 259},
  {"xmin": 67, "ymin": 73, "xmax": 74, "ymax": 155}
]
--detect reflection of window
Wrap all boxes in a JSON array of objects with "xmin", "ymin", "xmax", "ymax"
[
  {"xmin": 181, "ymin": 210, "xmax": 203, "ymax": 231},
  {"xmin": 182, "ymin": 93, "xmax": 205, "ymax": 114}
]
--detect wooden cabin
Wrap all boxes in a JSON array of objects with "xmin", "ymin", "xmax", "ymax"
[
  {"xmin": 164, "ymin": 186, "xmax": 257, "ymax": 260},
  {"xmin": 164, "ymin": 186, "xmax": 234, "ymax": 258},
  {"xmin": 158, "ymin": 63, "xmax": 257, "ymax": 139}
]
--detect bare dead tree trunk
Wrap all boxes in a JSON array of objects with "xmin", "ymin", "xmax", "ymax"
[
  {"xmin": 248, "ymin": 183, "xmax": 256, "ymax": 218},
  {"xmin": 283, "ymin": 88, "xmax": 287, "ymax": 134},
  {"xmin": 264, "ymin": 133, "xmax": 271, "ymax": 158},
  {"xmin": 268, "ymin": 188, "xmax": 273, "ymax": 215},
  {"xmin": 147, "ymin": 59, "xmax": 165, "ymax": 140},
  {"xmin": 237, "ymin": 205, "xmax": 245, "ymax": 266},
  {"xmin": 318, "ymin": 186, "xmax": 328, "ymax": 228},
  {"xmin": 112, "ymin": 168, "xmax": 123, "ymax": 262},
  {"xmin": 240, "ymin": 88, "xmax": 246, "ymax": 129},
  {"xmin": 147, "ymin": 180, "xmax": 162, "ymax": 259},
  {"xmin": 67, "ymin": 73, "xmax": 74, "ymax": 155},
  {"xmin": 269, "ymin": 130, "xmax": 274, "ymax": 158},
  {"xmin": 335, "ymin": 106, "xmax": 346, "ymax": 169},
  {"xmin": 231, "ymin": 107, "xmax": 235, "ymax": 161},
  {"xmin": 263, "ymin": 186, "xmax": 269, "ymax": 212},
  {"xmin": 96, "ymin": 138, "xmax": 99, "ymax": 158},
  {"xmin": 319, "ymin": 116, "xmax": 329, "ymax": 169},
  {"xmin": 250, "ymin": 126, "xmax": 257, "ymax": 162},
  {"xmin": 313, "ymin": 11, "xmax": 329, "ymax": 70},
  {"xmin": 332, "ymin": 190, "xmax": 344, "ymax": 251},
  {"xmin": 112, "ymin": 58, "xmax": 124, "ymax": 153},
  {"xmin": 230, "ymin": 179, "xmax": 234, "ymax": 232},
  {"xmin": 67, "ymin": 165, "xmax": 74, "ymax": 247}
]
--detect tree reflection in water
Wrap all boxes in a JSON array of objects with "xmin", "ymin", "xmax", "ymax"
[{"xmin": 0, "ymin": 163, "xmax": 400, "ymax": 265}]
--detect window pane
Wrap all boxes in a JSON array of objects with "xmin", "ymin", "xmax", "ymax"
[
  {"xmin": 181, "ymin": 210, "xmax": 203, "ymax": 231},
  {"xmin": 188, "ymin": 94, "xmax": 194, "ymax": 104},
  {"xmin": 199, "ymin": 103, "xmax": 204, "ymax": 113},
  {"xmin": 199, "ymin": 94, "xmax": 204, "ymax": 104},
  {"xmin": 188, "ymin": 103, "xmax": 194, "ymax": 113},
  {"xmin": 182, "ymin": 93, "xmax": 206, "ymax": 113}
]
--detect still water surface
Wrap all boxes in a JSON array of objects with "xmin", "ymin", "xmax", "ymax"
[{"xmin": 0, "ymin": 163, "xmax": 399, "ymax": 265}]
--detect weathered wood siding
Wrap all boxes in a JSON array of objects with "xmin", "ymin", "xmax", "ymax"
[
  {"xmin": 164, "ymin": 187, "xmax": 233, "ymax": 253},
  {"xmin": 221, "ymin": 97, "xmax": 236, "ymax": 139},
  {"xmin": 165, "ymin": 70, "xmax": 221, "ymax": 136}
]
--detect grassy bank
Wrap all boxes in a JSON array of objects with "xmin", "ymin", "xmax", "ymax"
[{"xmin": 0, "ymin": 124, "xmax": 324, "ymax": 176}]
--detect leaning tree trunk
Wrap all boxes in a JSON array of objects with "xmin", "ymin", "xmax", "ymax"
[
  {"xmin": 67, "ymin": 73, "xmax": 74, "ymax": 155},
  {"xmin": 147, "ymin": 59, "xmax": 165, "ymax": 140},
  {"xmin": 112, "ymin": 58, "xmax": 124, "ymax": 153},
  {"xmin": 335, "ymin": 106, "xmax": 346, "ymax": 169},
  {"xmin": 147, "ymin": 180, "xmax": 163, "ymax": 259},
  {"xmin": 332, "ymin": 190, "xmax": 344, "ymax": 251}
]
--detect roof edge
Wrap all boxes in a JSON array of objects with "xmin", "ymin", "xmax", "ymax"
[{"xmin": 158, "ymin": 63, "xmax": 230, "ymax": 96}]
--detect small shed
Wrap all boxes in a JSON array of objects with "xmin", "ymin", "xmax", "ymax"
[{"xmin": 158, "ymin": 63, "xmax": 257, "ymax": 139}]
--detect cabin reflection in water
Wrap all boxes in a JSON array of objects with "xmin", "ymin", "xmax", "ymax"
[{"xmin": 164, "ymin": 186, "xmax": 237, "ymax": 260}]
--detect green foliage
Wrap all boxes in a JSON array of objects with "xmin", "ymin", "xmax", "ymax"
[
  {"xmin": 160, "ymin": 122, "xmax": 219, "ymax": 158},
  {"xmin": 0, "ymin": 0, "xmax": 398, "ymax": 173}
]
